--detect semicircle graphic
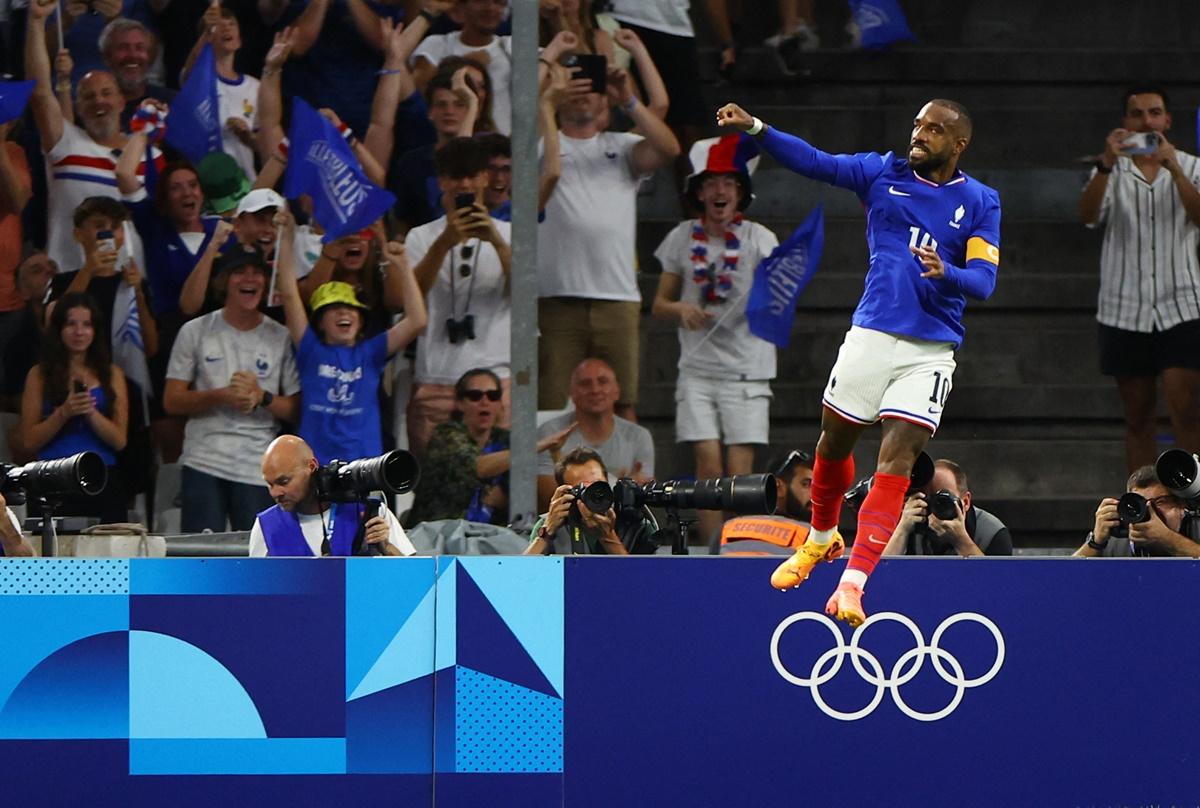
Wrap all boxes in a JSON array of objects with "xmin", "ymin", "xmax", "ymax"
[
  {"xmin": 0, "ymin": 631, "xmax": 129, "ymax": 739},
  {"xmin": 129, "ymin": 630, "xmax": 266, "ymax": 739}
]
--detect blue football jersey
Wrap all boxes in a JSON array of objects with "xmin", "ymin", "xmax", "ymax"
[{"xmin": 760, "ymin": 127, "xmax": 1001, "ymax": 347}]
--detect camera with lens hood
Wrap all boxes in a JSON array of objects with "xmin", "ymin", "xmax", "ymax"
[
  {"xmin": 314, "ymin": 450, "xmax": 420, "ymax": 504},
  {"xmin": 446, "ymin": 314, "xmax": 476, "ymax": 343},
  {"xmin": 0, "ymin": 451, "xmax": 107, "ymax": 506}
]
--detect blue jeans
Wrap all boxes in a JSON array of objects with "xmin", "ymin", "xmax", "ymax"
[{"xmin": 180, "ymin": 466, "xmax": 274, "ymax": 533}]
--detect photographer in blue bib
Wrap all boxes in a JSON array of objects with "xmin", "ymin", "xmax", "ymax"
[{"xmin": 249, "ymin": 435, "xmax": 416, "ymax": 557}]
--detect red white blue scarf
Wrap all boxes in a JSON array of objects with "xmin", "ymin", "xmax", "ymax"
[{"xmin": 690, "ymin": 215, "xmax": 742, "ymax": 303}]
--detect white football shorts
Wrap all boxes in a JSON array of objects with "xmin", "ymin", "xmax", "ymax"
[{"xmin": 821, "ymin": 326, "xmax": 956, "ymax": 433}]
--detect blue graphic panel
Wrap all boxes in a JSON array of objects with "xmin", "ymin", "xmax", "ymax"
[
  {"xmin": 129, "ymin": 630, "xmax": 265, "ymax": 739},
  {"xmin": 455, "ymin": 667, "xmax": 562, "ymax": 773},
  {"xmin": 346, "ymin": 675, "xmax": 434, "ymax": 774},
  {"xmin": 130, "ymin": 558, "xmax": 339, "ymax": 595},
  {"xmin": 130, "ymin": 738, "xmax": 345, "ymax": 774},
  {"xmin": 0, "ymin": 631, "xmax": 128, "ymax": 739},
  {"xmin": 349, "ymin": 584, "xmax": 436, "ymax": 700},
  {"xmin": 434, "ymin": 557, "xmax": 457, "ymax": 671},
  {"xmin": 130, "ymin": 591, "xmax": 344, "ymax": 738},
  {"xmin": 564, "ymin": 557, "xmax": 1200, "ymax": 808},
  {"xmin": 0, "ymin": 558, "xmax": 128, "ymax": 594},
  {"xmin": 433, "ymin": 666, "xmax": 456, "ymax": 773},
  {"xmin": 346, "ymin": 557, "xmax": 435, "ymax": 698},
  {"xmin": 0, "ymin": 594, "xmax": 127, "ymax": 712},
  {"xmin": 455, "ymin": 564, "xmax": 556, "ymax": 697},
  {"xmin": 458, "ymin": 557, "xmax": 563, "ymax": 697}
]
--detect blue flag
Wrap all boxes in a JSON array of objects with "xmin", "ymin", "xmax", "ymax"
[
  {"xmin": 848, "ymin": 0, "xmax": 916, "ymax": 50},
  {"xmin": 284, "ymin": 97, "xmax": 396, "ymax": 242},
  {"xmin": 745, "ymin": 205, "xmax": 824, "ymax": 348},
  {"xmin": 0, "ymin": 80, "xmax": 35, "ymax": 125},
  {"xmin": 165, "ymin": 44, "xmax": 222, "ymax": 163}
]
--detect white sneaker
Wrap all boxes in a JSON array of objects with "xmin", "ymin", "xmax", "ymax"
[{"xmin": 764, "ymin": 22, "xmax": 820, "ymax": 51}]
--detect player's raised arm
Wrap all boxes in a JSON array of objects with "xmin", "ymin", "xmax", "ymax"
[
  {"xmin": 716, "ymin": 102, "xmax": 884, "ymax": 195},
  {"xmin": 912, "ymin": 192, "xmax": 1002, "ymax": 302}
]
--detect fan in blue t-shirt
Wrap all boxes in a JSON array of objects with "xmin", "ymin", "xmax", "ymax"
[{"xmin": 275, "ymin": 215, "xmax": 428, "ymax": 464}]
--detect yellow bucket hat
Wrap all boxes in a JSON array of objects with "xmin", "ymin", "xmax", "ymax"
[{"xmin": 309, "ymin": 281, "xmax": 368, "ymax": 313}]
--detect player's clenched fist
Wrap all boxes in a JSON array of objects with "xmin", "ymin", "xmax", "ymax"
[{"xmin": 716, "ymin": 103, "xmax": 753, "ymax": 131}]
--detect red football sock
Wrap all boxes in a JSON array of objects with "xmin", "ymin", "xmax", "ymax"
[
  {"xmin": 810, "ymin": 454, "xmax": 856, "ymax": 532},
  {"xmin": 846, "ymin": 472, "xmax": 910, "ymax": 580}
]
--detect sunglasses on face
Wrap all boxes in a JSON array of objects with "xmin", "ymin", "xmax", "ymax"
[
  {"xmin": 776, "ymin": 449, "xmax": 813, "ymax": 478},
  {"xmin": 462, "ymin": 389, "xmax": 502, "ymax": 402}
]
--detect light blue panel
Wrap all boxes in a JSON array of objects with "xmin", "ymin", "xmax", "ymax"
[
  {"xmin": 130, "ymin": 558, "xmax": 339, "ymax": 595},
  {"xmin": 345, "ymin": 557, "xmax": 436, "ymax": 699},
  {"xmin": 348, "ymin": 584, "xmax": 436, "ymax": 701},
  {"xmin": 0, "ymin": 558, "xmax": 128, "ymax": 595},
  {"xmin": 129, "ymin": 738, "xmax": 346, "ymax": 775},
  {"xmin": 458, "ymin": 557, "xmax": 564, "ymax": 697},
  {"xmin": 434, "ymin": 558, "xmax": 457, "ymax": 672},
  {"xmin": 0, "ymin": 594, "xmax": 127, "ymax": 710},
  {"xmin": 129, "ymin": 631, "xmax": 265, "ymax": 739},
  {"xmin": 454, "ymin": 667, "xmax": 563, "ymax": 774}
]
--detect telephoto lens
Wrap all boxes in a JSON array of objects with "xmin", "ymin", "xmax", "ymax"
[
  {"xmin": 315, "ymin": 451, "xmax": 420, "ymax": 503},
  {"xmin": 617, "ymin": 473, "xmax": 777, "ymax": 515},
  {"xmin": 1156, "ymin": 449, "xmax": 1200, "ymax": 501},
  {"xmin": 0, "ymin": 451, "xmax": 107, "ymax": 502}
]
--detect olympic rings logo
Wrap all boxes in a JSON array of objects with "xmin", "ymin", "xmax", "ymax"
[{"xmin": 769, "ymin": 611, "xmax": 1004, "ymax": 722}]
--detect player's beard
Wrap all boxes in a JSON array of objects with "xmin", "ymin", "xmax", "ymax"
[{"xmin": 907, "ymin": 147, "xmax": 950, "ymax": 176}]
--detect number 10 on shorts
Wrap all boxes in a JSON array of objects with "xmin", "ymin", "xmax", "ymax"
[{"xmin": 929, "ymin": 370, "xmax": 950, "ymax": 410}]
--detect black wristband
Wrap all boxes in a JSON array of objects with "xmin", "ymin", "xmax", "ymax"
[
  {"xmin": 1094, "ymin": 160, "xmax": 1113, "ymax": 175},
  {"xmin": 1085, "ymin": 531, "xmax": 1108, "ymax": 551},
  {"xmin": 419, "ymin": 8, "xmax": 437, "ymax": 23}
]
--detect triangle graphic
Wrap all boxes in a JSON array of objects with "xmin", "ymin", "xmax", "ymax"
[
  {"xmin": 458, "ymin": 557, "xmax": 563, "ymax": 697},
  {"xmin": 348, "ymin": 583, "xmax": 437, "ymax": 701},
  {"xmin": 455, "ymin": 564, "xmax": 558, "ymax": 698}
]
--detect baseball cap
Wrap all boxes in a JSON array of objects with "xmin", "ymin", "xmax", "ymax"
[
  {"xmin": 309, "ymin": 281, "xmax": 369, "ymax": 313},
  {"xmin": 235, "ymin": 188, "xmax": 286, "ymax": 217},
  {"xmin": 213, "ymin": 246, "xmax": 270, "ymax": 278}
]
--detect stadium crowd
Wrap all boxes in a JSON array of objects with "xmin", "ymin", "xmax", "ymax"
[{"xmin": 0, "ymin": 0, "xmax": 1197, "ymax": 560}]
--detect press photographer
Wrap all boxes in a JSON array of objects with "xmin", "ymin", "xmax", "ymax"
[
  {"xmin": 882, "ymin": 459, "xmax": 1012, "ymax": 557},
  {"xmin": 525, "ymin": 447, "xmax": 653, "ymax": 556},
  {"xmin": 1076, "ymin": 454, "xmax": 1200, "ymax": 558},
  {"xmin": 249, "ymin": 436, "xmax": 417, "ymax": 557}
]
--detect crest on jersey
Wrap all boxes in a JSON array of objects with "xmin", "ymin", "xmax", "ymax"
[{"xmin": 950, "ymin": 204, "xmax": 966, "ymax": 229}]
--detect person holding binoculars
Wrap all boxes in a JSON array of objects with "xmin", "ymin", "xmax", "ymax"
[
  {"xmin": 1076, "ymin": 464, "xmax": 1199, "ymax": 558},
  {"xmin": 882, "ymin": 458, "xmax": 1011, "ymax": 558},
  {"xmin": 405, "ymin": 136, "xmax": 512, "ymax": 457}
]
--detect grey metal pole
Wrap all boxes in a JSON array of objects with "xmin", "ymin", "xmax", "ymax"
[{"xmin": 508, "ymin": 0, "xmax": 539, "ymax": 528}]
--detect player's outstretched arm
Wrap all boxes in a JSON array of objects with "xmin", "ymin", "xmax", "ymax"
[{"xmin": 716, "ymin": 102, "xmax": 881, "ymax": 194}]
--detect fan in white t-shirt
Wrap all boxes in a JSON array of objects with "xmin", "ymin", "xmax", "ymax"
[
  {"xmin": 180, "ymin": 3, "xmax": 261, "ymax": 181},
  {"xmin": 404, "ymin": 136, "xmax": 512, "ymax": 456}
]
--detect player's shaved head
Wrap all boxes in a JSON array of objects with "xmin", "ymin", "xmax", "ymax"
[{"xmin": 927, "ymin": 99, "xmax": 973, "ymax": 142}]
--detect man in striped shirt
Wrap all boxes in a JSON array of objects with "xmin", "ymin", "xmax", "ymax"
[
  {"xmin": 1079, "ymin": 86, "xmax": 1200, "ymax": 472},
  {"xmin": 25, "ymin": 0, "xmax": 158, "ymax": 275}
]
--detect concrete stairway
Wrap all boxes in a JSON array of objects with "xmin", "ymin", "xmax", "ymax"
[{"xmin": 630, "ymin": 1, "xmax": 1200, "ymax": 547}]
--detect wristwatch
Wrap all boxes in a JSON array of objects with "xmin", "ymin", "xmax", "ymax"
[
  {"xmin": 259, "ymin": 390, "xmax": 274, "ymax": 409},
  {"xmin": 1085, "ymin": 531, "xmax": 1108, "ymax": 551},
  {"xmin": 1093, "ymin": 160, "xmax": 1113, "ymax": 175}
]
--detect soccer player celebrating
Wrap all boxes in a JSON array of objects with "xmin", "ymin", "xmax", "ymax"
[{"xmin": 716, "ymin": 100, "xmax": 1001, "ymax": 625}]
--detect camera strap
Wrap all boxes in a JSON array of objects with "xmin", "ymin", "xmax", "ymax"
[{"xmin": 448, "ymin": 239, "xmax": 481, "ymax": 319}]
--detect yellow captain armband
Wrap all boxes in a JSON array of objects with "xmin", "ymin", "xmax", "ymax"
[{"xmin": 966, "ymin": 237, "xmax": 1000, "ymax": 266}]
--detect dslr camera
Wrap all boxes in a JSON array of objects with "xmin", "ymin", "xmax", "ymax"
[
  {"xmin": 447, "ymin": 314, "xmax": 476, "ymax": 344},
  {"xmin": 314, "ymin": 450, "xmax": 420, "ymax": 504},
  {"xmin": 844, "ymin": 452, "xmax": 935, "ymax": 511},
  {"xmin": 0, "ymin": 451, "xmax": 107, "ymax": 506},
  {"xmin": 1109, "ymin": 491, "xmax": 1151, "ymax": 540}
]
